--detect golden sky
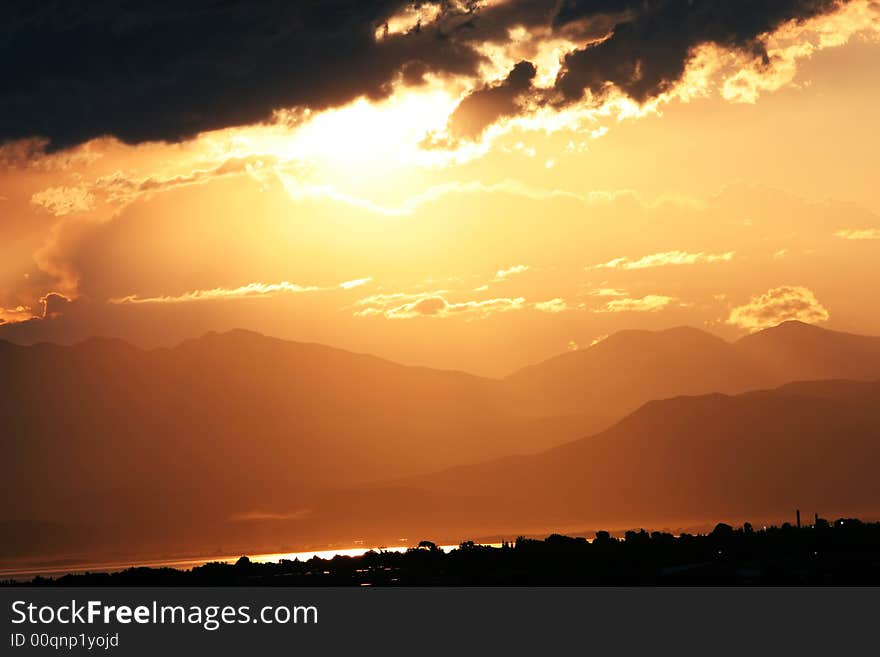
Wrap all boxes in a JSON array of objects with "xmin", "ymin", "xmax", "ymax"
[{"xmin": 1, "ymin": 0, "xmax": 879, "ymax": 375}]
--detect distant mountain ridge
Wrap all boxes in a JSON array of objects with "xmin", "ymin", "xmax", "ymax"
[
  {"xmin": 0, "ymin": 328, "xmax": 607, "ymax": 561},
  {"xmin": 734, "ymin": 320, "xmax": 880, "ymax": 382},
  {"xmin": 3, "ymin": 320, "xmax": 880, "ymax": 563},
  {"xmin": 312, "ymin": 378, "xmax": 880, "ymax": 546},
  {"xmin": 505, "ymin": 321, "xmax": 880, "ymax": 417}
]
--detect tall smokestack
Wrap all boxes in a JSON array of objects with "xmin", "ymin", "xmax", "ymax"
[{"xmin": 796, "ymin": 509, "xmax": 801, "ymax": 528}]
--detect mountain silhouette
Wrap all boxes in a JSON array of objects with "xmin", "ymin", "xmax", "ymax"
[
  {"xmin": 308, "ymin": 379, "xmax": 880, "ymax": 545},
  {"xmin": 0, "ymin": 329, "xmax": 604, "ymax": 561},
  {"xmin": 506, "ymin": 321, "xmax": 880, "ymax": 417},
  {"xmin": 506, "ymin": 326, "xmax": 764, "ymax": 417},
  {"xmin": 3, "ymin": 321, "xmax": 880, "ymax": 563},
  {"xmin": 735, "ymin": 320, "xmax": 880, "ymax": 382}
]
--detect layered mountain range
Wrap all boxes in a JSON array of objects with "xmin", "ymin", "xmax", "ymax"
[{"xmin": 2, "ymin": 320, "xmax": 879, "ymax": 562}]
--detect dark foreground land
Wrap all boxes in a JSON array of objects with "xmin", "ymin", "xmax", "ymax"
[{"xmin": 7, "ymin": 517, "xmax": 880, "ymax": 586}]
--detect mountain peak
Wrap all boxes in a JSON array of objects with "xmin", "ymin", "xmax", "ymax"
[
  {"xmin": 587, "ymin": 325, "xmax": 727, "ymax": 353},
  {"xmin": 180, "ymin": 328, "xmax": 280, "ymax": 350},
  {"xmin": 735, "ymin": 320, "xmax": 880, "ymax": 382},
  {"xmin": 202, "ymin": 328, "xmax": 269, "ymax": 341},
  {"xmin": 764, "ymin": 319, "xmax": 825, "ymax": 333},
  {"xmin": 736, "ymin": 320, "xmax": 861, "ymax": 346}
]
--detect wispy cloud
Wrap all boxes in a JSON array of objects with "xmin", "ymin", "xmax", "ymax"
[
  {"xmin": 588, "ymin": 250, "xmax": 735, "ymax": 270},
  {"xmin": 109, "ymin": 281, "xmax": 321, "ymax": 305},
  {"xmin": 594, "ymin": 295, "xmax": 680, "ymax": 313},
  {"xmin": 96, "ymin": 155, "xmax": 274, "ymax": 205},
  {"xmin": 834, "ymin": 228, "xmax": 880, "ymax": 240},
  {"xmin": 356, "ymin": 291, "xmax": 525, "ymax": 320},
  {"xmin": 339, "ymin": 277, "xmax": 373, "ymax": 290},
  {"xmin": 278, "ymin": 174, "xmax": 636, "ymax": 218},
  {"xmin": 493, "ymin": 264, "xmax": 530, "ymax": 281},
  {"xmin": 109, "ymin": 275, "xmax": 377, "ymax": 305},
  {"xmin": 589, "ymin": 287, "xmax": 627, "ymax": 297},
  {"xmin": 533, "ymin": 298, "xmax": 569, "ymax": 313}
]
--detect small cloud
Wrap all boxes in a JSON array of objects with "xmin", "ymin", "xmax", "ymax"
[
  {"xmin": 773, "ymin": 249, "xmax": 789, "ymax": 259},
  {"xmin": 588, "ymin": 250, "xmax": 735, "ymax": 270},
  {"xmin": 834, "ymin": 228, "xmax": 880, "ymax": 240},
  {"xmin": 397, "ymin": 295, "xmax": 525, "ymax": 319},
  {"xmin": 594, "ymin": 295, "xmax": 679, "ymax": 313},
  {"xmin": 374, "ymin": 2, "xmax": 442, "ymax": 39},
  {"xmin": 509, "ymin": 142, "xmax": 538, "ymax": 158},
  {"xmin": 493, "ymin": 264, "xmax": 530, "ymax": 281},
  {"xmin": 392, "ymin": 295, "xmax": 449, "ymax": 317},
  {"xmin": 533, "ymin": 298, "xmax": 568, "ymax": 313},
  {"xmin": 567, "ymin": 340, "xmax": 579, "ymax": 351},
  {"xmin": 589, "ymin": 287, "xmax": 627, "ymax": 297},
  {"xmin": 41, "ymin": 292, "xmax": 72, "ymax": 318},
  {"xmin": 589, "ymin": 257, "xmax": 627, "ymax": 270},
  {"xmin": 357, "ymin": 292, "xmax": 526, "ymax": 320},
  {"xmin": 727, "ymin": 285, "xmax": 829, "ymax": 332},
  {"xmin": 30, "ymin": 185, "xmax": 94, "ymax": 216},
  {"xmin": 590, "ymin": 334, "xmax": 609, "ymax": 347},
  {"xmin": 354, "ymin": 291, "xmax": 444, "ymax": 313},
  {"xmin": 339, "ymin": 277, "xmax": 372, "ymax": 290}
]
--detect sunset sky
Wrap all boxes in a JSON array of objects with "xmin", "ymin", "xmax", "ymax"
[{"xmin": 2, "ymin": 0, "xmax": 879, "ymax": 376}]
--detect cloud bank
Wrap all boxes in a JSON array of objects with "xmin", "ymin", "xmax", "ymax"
[{"xmin": 2, "ymin": 0, "xmax": 863, "ymax": 149}]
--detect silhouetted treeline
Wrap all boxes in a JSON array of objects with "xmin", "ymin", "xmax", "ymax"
[{"xmin": 7, "ymin": 517, "xmax": 880, "ymax": 586}]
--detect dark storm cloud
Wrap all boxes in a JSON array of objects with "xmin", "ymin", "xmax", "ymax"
[
  {"xmin": 0, "ymin": 0, "xmax": 481, "ymax": 150},
  {"xmin": 0, "ymin": 0, "xmax": 849, "ymax": 150},
  {"xmin": 448, "ymin": 60, "xmax": 536, "ymax": 138},
  {"xmin": 553, "ymin": 0, "xmax": 844, "ymax": 103},
  {"xmin": 41, "ymin": 291, "xmax": 72, "ymax": 317}
]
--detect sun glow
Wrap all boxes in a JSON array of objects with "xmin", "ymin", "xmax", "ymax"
[
  {"xmin": 286, "ymin": 88, "xmax": 461, "ymax": 169},
  {"xmin": 162, "ymin": 0, "xmax": 880, "ymax": 217},
  {"xmin": 191, "ymin": 81, "xmax": 474, "ymax": 207}
]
